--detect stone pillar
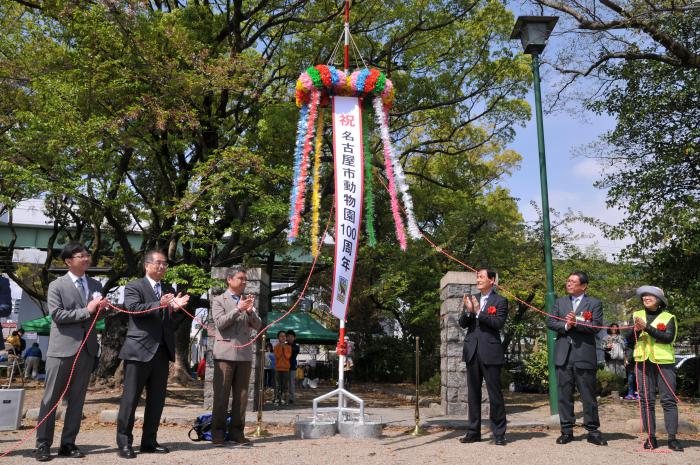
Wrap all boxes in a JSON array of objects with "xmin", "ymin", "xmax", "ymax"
[
  {"xmin": 440, "ymin": 271, "xmax": 476, "ymax": 416},
  {"xmin": 203, "ymin": 267, "xmax": 271, "ymax": 411}
]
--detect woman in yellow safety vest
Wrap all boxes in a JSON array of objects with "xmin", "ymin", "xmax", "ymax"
[{"xmin": 632, "ymin": 285, "xmax": 683, "ymax": 452}]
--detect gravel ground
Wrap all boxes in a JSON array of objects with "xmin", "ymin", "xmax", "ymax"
[
  {"xmin": 1, "ymin": 424, "xmax": 698, "ymax": 465},
  {"xmin": 2, "ymin": 381, "xmax": 698, "ymax": 464}
]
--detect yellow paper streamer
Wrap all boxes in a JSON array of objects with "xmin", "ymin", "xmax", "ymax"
[{"xmin": 310, "ymin": 107, "xmax": 325, "ymax": 257}]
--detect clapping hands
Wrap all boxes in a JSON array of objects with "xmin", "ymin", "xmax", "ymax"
[
  {"xmin": 168, "ymin": 292, "xmax": 190, "ymax": 311},
  {"xmin": 462, "ymin": 295, "xmax": 479, "ymax": 314},
  {"xmin": 238, "ymin": 294, "xmax": 255, "ymax": 313},
  {"xmin": 633, "ymin": 317, "xmax": 646, "ymax": 332}
]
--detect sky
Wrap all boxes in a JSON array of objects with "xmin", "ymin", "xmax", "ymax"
[{"xmin": 503, "ymin": 92, "xmax": 631, "ymax": 258}]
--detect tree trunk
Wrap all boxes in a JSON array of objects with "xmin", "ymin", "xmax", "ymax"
[
  {"xmin": 170, "ymin": 308, "xmax": 195, "ymax": 386},
  {"xmin": 93, "ymin": 311, "xmax": 128, "ymax": 382}
]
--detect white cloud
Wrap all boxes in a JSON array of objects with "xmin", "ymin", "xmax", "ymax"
[{"xmin": 573, "ymin": 158, "xmax": 602, "ymax": 179}]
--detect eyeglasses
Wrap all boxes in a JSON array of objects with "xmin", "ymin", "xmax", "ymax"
[
  {"xmin": 146, "ymin": 261, "xmax": 169, "ymax": 268},
  {"xmin": 70, "ymin": 253, "xmax": 91, "ymax": 259}
]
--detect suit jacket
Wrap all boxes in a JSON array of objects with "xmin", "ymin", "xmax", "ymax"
[
  {"xmin": 119, "ymin": 277, "xmax": 176, "ymax": 363},
  {"xmin": 46, "ymin": 273, "xmax": 102, "ymax": 358},
  {"xmin": 458, "ymin": 291, "xmax": 508, "ymax": 365},
  {"xmin": 546, "ymin": 294, "xmax": 603, "ymax": 369},
  {"xmin": 211, "ymin": 292, "xmax": 262, "ymax": 362}
]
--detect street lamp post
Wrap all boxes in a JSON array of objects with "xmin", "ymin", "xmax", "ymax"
[{"xmin": 510, "ymin": 15, "xmax": 560, "ymax": 416}]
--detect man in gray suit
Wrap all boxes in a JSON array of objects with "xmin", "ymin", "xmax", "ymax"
[
  {"xmin": 547, "ymin": 271, "xmax": 607, "ymax": 446},
  {"xmin": 116, "ymin": 250, "xmax": 189, "ymax": 459},
  {"xmin": 35, "ymin": 242, "xmax": 106, "ymax": 462},
  {"xmin": 210, "ymin": 267, "xmax": 261, "ymax": 445}
]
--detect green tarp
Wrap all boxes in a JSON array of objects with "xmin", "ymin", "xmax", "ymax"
[
  {"xmin": 266, "ymin": 311, "xmax": 337, "ymax": 345},
  {"xmin": 20, "ymin": 315, "xmax": 105, "ymax": 335}
]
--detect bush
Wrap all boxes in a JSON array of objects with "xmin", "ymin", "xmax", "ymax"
[
  {"xmin": 523, "ymin": 338, "xmax": 549, "ymax": 391},
  {"xmin": 352, "ymin": 335, "xmax": 440, "ymax": 384},
  {"xmin": 676, "ymin": 358, "xmax": 699, "ymax": 397},
  {"xmin": 596, "ymin": 369, "xmax": 625, "ymax": 396},
  {"xmin": 421, "ymin": 373, "xmax": 440, "ymax": 396}
]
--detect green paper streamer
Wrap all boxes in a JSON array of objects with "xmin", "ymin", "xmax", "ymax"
[
  {"xmin": 307, "ymin": 67, "xmax": 323, "ymax": 89},
  {"xmin": 363, "ymin": 103, "xmax": 377, "ymax": 247}
]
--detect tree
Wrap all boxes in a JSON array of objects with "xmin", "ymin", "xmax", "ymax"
[
  {"xmin": 525, "ymin": 1, "xmax": 700, "ymax": 341},
  {"xmin": 1, "ymin": 0, "xmax": 533, "ymax": 381}
]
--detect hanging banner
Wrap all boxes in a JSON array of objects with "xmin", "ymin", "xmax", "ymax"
[{"xmin": 330, "ymin": 96, "xmax": 364, "ymax": 321}]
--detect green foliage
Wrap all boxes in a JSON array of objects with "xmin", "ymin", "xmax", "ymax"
[
  {"xmin": 596, "ymin": 369, "xmax": 625, "ymax": 396},
  {"xmin": 164, "ymin": 264, "xmax": 217, "ymax": 296},
  {"xmin": 421, "ymin": 372, "xmax": 441, "ymax": 396},
  {"xmin": 523, "ymin": 337, "xmax": 549, "ymax": 391}
]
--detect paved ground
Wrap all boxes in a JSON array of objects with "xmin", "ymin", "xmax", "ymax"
[{"xmin": 1, "ymin": 381, "xmax": 698, "ymax": 464}]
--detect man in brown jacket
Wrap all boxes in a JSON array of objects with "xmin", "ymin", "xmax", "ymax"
[{"xmin": 210, "ymin": 267, "xmax": 262, "ymax": 446}]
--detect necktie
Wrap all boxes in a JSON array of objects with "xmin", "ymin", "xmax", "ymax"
[
  {"xmin": 573, "ymin": 297, "xmax": 580, "ymax": 312},
  {"xmin": 76, "ymin": 278, "xmax": 87, "ymax": 302},
  {"xmin": 154, "ymin": 282, "xmax": 161, "ymax": 299}
]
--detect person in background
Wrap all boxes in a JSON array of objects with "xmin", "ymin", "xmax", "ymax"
[
  {"xmin": 623, "ymin": 331, "xmax": 638, "ymax": 400},
  {"xmin": 286, "ymin": 330, "xmax": 300, "ymax": 404},
  {"xmin": 5, "ymin": 330, "xmax": 21, "ymax": 355},
  {"xmin": 602, "ymin": 323, "xmax": 626, "ymax": 376},
  {"xmin": 196, "ymin": 357, "xmax": 206, "ymax": 380},
  {"xmin": 24, "ymin": 342, "xmax": 42, "ymax": 379},
  {"xmin": 0, "ymin": 275, "xmax": 11, "ymax": 318},
  {"xmin": 273, "ymin": 331, "xmax": 291, "ymax": 405},
  {"xmin": 264, "ymin": 342, "xmax": 275, "ymax": 389},
  {"xmin": 633, "ymin": 285, "xmax": 683, "ymax": 452},
  {"xmin": 17, "ymin": 328, "xmax": 27, "ymax": 354}
]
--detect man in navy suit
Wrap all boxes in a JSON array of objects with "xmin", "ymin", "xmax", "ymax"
[
  {"xmin": 547, "ymin": 271, "xmax": 607, "ymax": 446},
  {"xmin": 115, "ymin": 250, "xmax": 189, "ymax": 459},
  {"xmin": 458, "ymin": 268, "xmax": 508, "ymax": 445}
]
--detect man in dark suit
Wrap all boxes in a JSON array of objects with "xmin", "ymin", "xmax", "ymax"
[
  {"xmin": 546, "ymin": 271, "xmax": 607, "ymax": 446},
  {"xmin": 116, "ymin": 250, "xmax": 189, "ymax": 459},
  {"xmin": 458, "ymin": 268, "xmax": 508, "ymax": 446},
  {"xmin": 35, "ymin": 242, "xmax": 106, "ymax": 461}
]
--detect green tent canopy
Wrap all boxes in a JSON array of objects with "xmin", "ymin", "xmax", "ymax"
[
  {"xmin": 20, "ymin": 315, "xmax": 105, "ymax": 336},
  {"xmin": 266, "ymin": 311, "xmax": 337, "ymax": 345}
]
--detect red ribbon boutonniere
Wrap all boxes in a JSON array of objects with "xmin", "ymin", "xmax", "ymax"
[
  {"xmin": 487, "ymin": 306, "xmax": 497, "ymax": 315},
  {"xmin": 656, "ymin": 323, "xmax": 666, "ymax": 331},
  {"xmin": 582, "ymin": 311, "xmax": 593, "ymax": 321}
]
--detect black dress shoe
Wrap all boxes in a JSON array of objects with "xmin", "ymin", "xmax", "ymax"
[
  {"xmin": 643, "ymin": 436, "xmax": 658, "ymax": 450},
  {"xmin": 34, "ymin": 443, "xmax": 51, "ymax": 462},
  {"xmin": 117, "ymin": 445, "xmax": 136, "ymax": 459},
  {"xmin": 587, "ymin": 434, "xmax": 608, "ymax": 446},
  {"xmin": 458, "ymin": 434, "xmax": 481, "ymax": 443},
  {"xmin": 58, "ymin": 444, "xmax": 85, "ymax": 458},
  {"xmin": 139, "ymin": 443, "xmax": 169, "ymax": 454},
  {"xmin": 556, "ymin": 433, "xmax": 574, "ymax": 444},
  {"xmin": 668, "ymin": 438, "xmax": 684, "ymax": 452},
  {"xmin": 493, "ymin": 436, "xmax": 507, "ymax": 446}
]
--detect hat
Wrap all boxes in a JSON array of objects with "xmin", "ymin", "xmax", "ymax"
[{"xmin": 636, "ymin": 285, "xmax": 668, "ymax": 307}]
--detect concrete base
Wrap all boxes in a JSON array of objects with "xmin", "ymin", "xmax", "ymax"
[
  {"xmin": 295, "ymin": 418, "xmax": 338, "ymax": 439},
  {"xmin": 337, "ymin": 418, "xmax": 383, "ymax": 438}
]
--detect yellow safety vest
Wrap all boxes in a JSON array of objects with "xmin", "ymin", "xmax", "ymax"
[{"xmin": 633, "ymin": 310, "xmax": 676, "ymax": 364}]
